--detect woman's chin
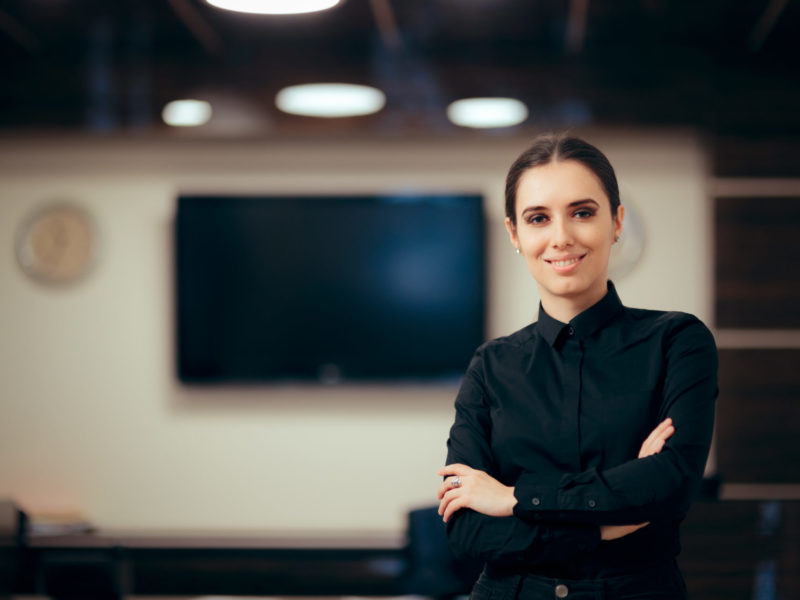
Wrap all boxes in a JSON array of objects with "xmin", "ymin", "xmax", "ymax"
[{"xmin": 539, "ymin": 276, "xmax": 606, "ymax": 304}]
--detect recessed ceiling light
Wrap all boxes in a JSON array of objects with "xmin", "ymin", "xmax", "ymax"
[
  {"xmin": 162, "ymin": 99, "xmax": 213, "ymax": 127},
  {"xmin": 446, "ymin": 97, "xmax": 529, "ymax": 129},
  {"xmin": 205, "ymin": 0, "xmax": 341, "ymax": 15},
  {"xmin": 275, "ymin": 83, "xmax": 386, "ymax": 118}
]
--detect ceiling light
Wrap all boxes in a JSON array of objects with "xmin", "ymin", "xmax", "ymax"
[
  {"xmin": 205, "ymin": 0, "xmax": 341, "ymax": 15},
  {"xmin": 446, "ymin": 97, "xmax": 529, "ymax": 129},
  {"xmin": 275, "ymin": 83, "xmax": 386, "ymax": 118},
  {"xmin": 162, "ymin": 100, "xmax": 212, "ymax": 127}
]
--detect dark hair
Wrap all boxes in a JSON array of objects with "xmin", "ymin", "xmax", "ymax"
[{"xmin": 504, "ymin": 133, "xmax": 620, "ymax": 226}]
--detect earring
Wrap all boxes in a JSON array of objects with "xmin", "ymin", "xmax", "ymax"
[
  {"xmin": 515, "ymin": 247, "xmax": 521, "ymax": 254},
  {"xmin": 614, "ymin": 235, "xmax": 620, "ymax": 243}
]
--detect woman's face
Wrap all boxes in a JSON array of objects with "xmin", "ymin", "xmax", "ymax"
[{"xmin": 505, "ymin": 159, "xmax": 624, "ymax": 314}]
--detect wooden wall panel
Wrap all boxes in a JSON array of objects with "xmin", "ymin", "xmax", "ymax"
[
  {"xmin": 715, "ymin": 196, "xmax": 800, "ymax": 328},
  {"xmin": 716, "ymin": 349, "xmax": 800, "ymax": 483},
  {"xmin": 680, "ymin": 500, "xmax": 800, "ymax": 600},
  {"xmin": 712, "ymin": 136, "xmax": 800, "ymax": 178}
]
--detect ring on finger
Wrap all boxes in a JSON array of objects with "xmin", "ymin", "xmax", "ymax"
[{"xmin": 450, "ymin": 475, "xmax": 462, "ymax": 488}]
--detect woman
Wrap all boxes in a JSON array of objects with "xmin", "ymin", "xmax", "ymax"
[{"xmin": 436, "ymin": 134, "xmax": 717, "ymax": 599}]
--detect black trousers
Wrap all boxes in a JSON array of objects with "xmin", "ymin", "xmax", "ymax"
[{"xmin": 470, "ymin": 561, "xmax": 689, "ymax": 600}]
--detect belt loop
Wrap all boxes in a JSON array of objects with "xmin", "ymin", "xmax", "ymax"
[
  {"xmin": 510, "ymin": 572, "xmax": 524, "ymax": 600},
  {"xmin": 596, "ymin": 576, "xmax": 608, "ymax": 600}
]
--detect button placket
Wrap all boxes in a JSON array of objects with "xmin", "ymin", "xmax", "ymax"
[{"xmin": 560, "ymin": 329, "xmax": 583, "ymax": 473}]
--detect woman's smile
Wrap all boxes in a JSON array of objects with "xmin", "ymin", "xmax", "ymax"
[{"xmin": 544, "ymin": 253, "xmax": 587, "ymax": 272}]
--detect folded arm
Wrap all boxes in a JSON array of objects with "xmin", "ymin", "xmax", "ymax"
[
  {"xmin": 441, "ymin": 417, "xmax": 675, "ymax": 547},
  {"xmin": 443, "ymin": 507, "xmax": 600, "ymax": 564},
  {"xmin": 441, "ymin": 350, "xmax": 601, "ymax": 563},
  {"xmin": 513, "ymin": 317, "xmax": 718, "ymax": 525}
]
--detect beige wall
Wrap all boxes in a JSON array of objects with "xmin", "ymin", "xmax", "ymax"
[{"xmin": 0, "ymin": 129, "xmax": 710, "ymax": 535}]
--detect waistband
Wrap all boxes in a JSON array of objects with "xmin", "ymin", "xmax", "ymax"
[{"xmin": 481, "ymin": 560, "xmax": 686, "ymax": 600}]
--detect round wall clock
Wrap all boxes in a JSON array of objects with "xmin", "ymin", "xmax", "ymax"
[
  {"xmin": 15, "ymin": 202, "xmax": 99, "ymax": 285},
  {"xmin": 608, "ymin": 194, "xmax": 645, "ymax": 280}
]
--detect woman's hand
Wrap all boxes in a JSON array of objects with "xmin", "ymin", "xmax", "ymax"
[
  {"xmin": 638, "ymin": 417, "xmax": 675, "ymax": 458},
  {"xmin": 436, "ymin": 464, "xmax": 518, "ymax": 523},
  {"xmin": 600, "ymin": 417, "xmax": 676, "ymax": 541}
]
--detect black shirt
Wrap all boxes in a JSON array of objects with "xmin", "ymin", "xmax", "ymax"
[{"xmin": 444, "ymin": 281, "xmax": 718, "ymax": 579}]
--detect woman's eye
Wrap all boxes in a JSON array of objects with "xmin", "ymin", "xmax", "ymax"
[
  {"xmin": 527, "ymin": 214, "xmax": 548, "ymax": 224},
  {"xmin": 574, "ymin": 209, "xmax": 595, "ymax": 219}
]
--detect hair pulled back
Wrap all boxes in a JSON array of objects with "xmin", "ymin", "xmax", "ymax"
[{"xmin": 505, "ymin": 133, "xmax": 620, "ymax": 226}]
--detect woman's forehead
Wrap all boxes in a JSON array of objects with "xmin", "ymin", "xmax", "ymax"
[{"xmin": 516, "ymin": 160, "xmax": 609, "ymax": 208}]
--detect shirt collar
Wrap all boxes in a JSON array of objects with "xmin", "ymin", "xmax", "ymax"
[{"xmin": 537, "ymin": 281, "xmax": 624, "ymax": 346}]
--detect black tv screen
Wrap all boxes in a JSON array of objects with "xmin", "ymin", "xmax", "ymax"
[{"xmin": 175, "ymin": 194, "xmax": 485, "ymax": 383}]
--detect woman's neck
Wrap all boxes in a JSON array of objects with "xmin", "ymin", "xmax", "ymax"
[{"xmin": 539, "ymin": 284, "xmax": 608, "ymax": 324}]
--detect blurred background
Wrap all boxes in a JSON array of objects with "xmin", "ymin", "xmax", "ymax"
[{"xmin": 1, "ymin": 0, "xmax": 799, "ymax": 598}]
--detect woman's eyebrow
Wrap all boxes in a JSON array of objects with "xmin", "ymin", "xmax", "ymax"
[
  {"xmin": 521, "ymin": 205, "xmax": 548, "ymax": 215},
  {"xmin": 521, "ymin": 198, "xmax": 600, "ymax": 214},
  {"xmin": 569, "ymin": 198, "xmax": 600, "ymax": 208}
]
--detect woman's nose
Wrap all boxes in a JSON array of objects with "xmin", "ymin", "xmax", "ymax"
[{"xmin": 550, "ymin": 218, "xmax": 574, "ymax": 248}]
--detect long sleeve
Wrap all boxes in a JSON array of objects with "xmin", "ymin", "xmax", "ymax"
[
  {"xmin": 512, "ymin": 316, "xmax": 718, "ymax": 525},
  {"xmin": 445, "ymin": 350, "xmax": 601, "ymax": 563},
  {"xmin": 445, "ymin": 509, "xmax": 600, "ymax": 564}
]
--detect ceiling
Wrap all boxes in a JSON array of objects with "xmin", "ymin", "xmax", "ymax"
[{"xmin": 1, "ymin": 0, "xmax": 799, "ymax": 139}]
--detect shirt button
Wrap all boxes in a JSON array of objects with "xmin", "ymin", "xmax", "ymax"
[
  {"xmin": 588, "ymin": 499, "xmax": 597, "ymax": 508},
  {"xmin": 568, "ymin": 326, "xmax": 574, "ymax": 336},
  {"xmin": 532, "ymin": 497, "xmax": 541, "ymax": 506},
  {"xmin": 555, "ymin": 584, "xmax": 569, "ymax": 598}
]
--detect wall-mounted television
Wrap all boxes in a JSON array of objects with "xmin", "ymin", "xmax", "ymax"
[{"xmin": 175, "ymin": 194, "xmax": 485, "ymax": 383}]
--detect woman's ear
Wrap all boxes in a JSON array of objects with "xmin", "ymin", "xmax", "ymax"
[
  {"xmin": 505, "ymin": 217, "xmax": 519, "ymax": 250},
  {"xmin": 613, "ymin": 205, "xmax": 625, "ymax": 241}
]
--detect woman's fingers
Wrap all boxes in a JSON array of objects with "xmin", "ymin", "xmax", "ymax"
[
  {"xmin": 638, "ymin": 418, "xmax": 675, "ymax": 458},
  {"xmin": 640, "ymin": 429, "xmax": 673, "ymax": 458},
  {"xmin": 640, "ymin": 420, "xmax": 668, "ymax": 457},
  {"xmin": 437, "ymin": 463, "xmax": 472, "ymax": 478},
  {"xmin": 646, "ymin": 418, "xmax": 671, "ymax": 439},
  {"xmin": 642, "ymin": 426, "xmax": 674, "ymax": 454},
  {"xmin": 441, "ymin": 493, "xmax": 467, "ymax": 523},
  {"xmin": 438, "ymin": 487, "xmax": 462, "ymax": 519},
  {"xmin": 648, "ymin": 418, "xmax": 672, "ymax": 441},
  {"xmin": 436, "ymin": 464, "xmax": 472, "ymax": 499},
  {"xmin": 436, "ymin": 477, "xmax": 461, "ymax": 499},
  {"xmin": 437, "ymin": 466, "xmax": 473, "ymax": 517},
  {"xmin": 439, "ymin": 485, "xmax": 474, "ymax": 522}
]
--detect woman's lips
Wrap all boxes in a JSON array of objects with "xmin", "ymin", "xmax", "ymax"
[{"xmin": 545, "ymin": 254, "xmax": 586, "ymax": 273}]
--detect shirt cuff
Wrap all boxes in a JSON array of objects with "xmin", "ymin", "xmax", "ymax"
[
  {"xmin": 514, "ymin": 472, "xmax": 557, "ymax": 519},
  {"xmin": 513, "ymin": 472, "xmax": 604, "ymax": 518}
]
